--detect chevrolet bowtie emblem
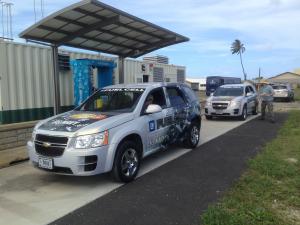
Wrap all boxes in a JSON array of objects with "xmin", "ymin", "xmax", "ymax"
[{"xmin": 43, "ymin": 142, "xmax": 51, "ymax": 148}]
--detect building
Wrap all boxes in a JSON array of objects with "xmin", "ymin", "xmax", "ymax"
[
  {"xmin": 186, "ymin": 78, "xmax": 206, "ymax": 91},
  {"xmin": 143, "ymin": 55, "xmax": 169, "ymax": 64},
  {"xmin": 267, "ymin": 72, "xmax": 300, "ymax": 88},
  {"xmin": 0, "ymin": 41, "xmax": 186, "ymax": 124}
]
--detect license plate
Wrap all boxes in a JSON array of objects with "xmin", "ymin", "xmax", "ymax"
[
  {"xmin": 215, "ymin": 110, "xmax": 223, "ymax": 114},
  {"xmin": 38, "ymin": 157, "xmax": 53, "ymax": 170}
]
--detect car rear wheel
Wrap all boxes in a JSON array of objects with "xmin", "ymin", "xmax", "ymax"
[
  {"xmin": 239, "ymin": 105, "xmax": 247, "ymax": 121},
  {"xmin": 184, "ymin": 121, "xmax": 200, "ymax": 149},
  {"xmin": 112, "ymin": 141, "xmax": 140, "ymax": 183}
]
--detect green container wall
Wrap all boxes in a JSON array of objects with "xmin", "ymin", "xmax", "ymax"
[{"xmin": 0, "ymin": 106, "xmax": 74, "ymax": 124}]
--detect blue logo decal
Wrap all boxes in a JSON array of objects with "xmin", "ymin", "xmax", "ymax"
[{"xmin": 149, "ymin": 120, "xmax": 155, "ymax": 132}]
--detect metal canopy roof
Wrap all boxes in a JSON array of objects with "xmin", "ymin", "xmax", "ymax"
[{"xmin": 19, "ymin": 0, "xmax": 189, "ymax": 58}]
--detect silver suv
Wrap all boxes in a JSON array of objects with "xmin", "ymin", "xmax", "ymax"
[
  {"xmin": 204, "ymin": 84, "xmax": 258, "ymax": 120},
  {"xmin": 272, "ymin": 83, "xmax": 294, "ymax": 102},
  {"xmin": 27, "ymin": 83, "xmax": 201, "ymax": 182}
]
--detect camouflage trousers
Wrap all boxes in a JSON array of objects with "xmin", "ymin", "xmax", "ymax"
[{"xmin": 261, "ymin": 100, "xmax": 275, "ymax": 121}]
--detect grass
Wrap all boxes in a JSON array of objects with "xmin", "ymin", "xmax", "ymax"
[
  {"xmin": 201, "ymin": 111, "xmax": 300, "ymax": 225},
  {"xmin": 294, "ymin": 88, "xmax": 300, "ymax": 101}
]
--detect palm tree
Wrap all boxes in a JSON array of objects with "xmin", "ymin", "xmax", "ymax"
[{"xmin": 231, "ymin": 39, "xmax": 247, "ymax": 81}]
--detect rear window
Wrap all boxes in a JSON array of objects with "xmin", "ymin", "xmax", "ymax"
[
  {"xmin": 182, "ymin": 86, "xmax": 198, "ymax": 102},
  {"xmin": 273, "ymin": 85, "xmax": 287, "ymax": 90},
  {"xmin": 166, "ymin": 87, "xmax": 186, "ymax": 107}
]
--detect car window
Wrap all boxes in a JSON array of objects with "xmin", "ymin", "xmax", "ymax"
[
  {"xmin": 166, "ymin": 87, "xmax": 186, "ymax": 107},
  {"xmin": 143, "ymin": 88, "xmax": 166, "ymax": 110},
  {"xmin": 182, "ymin": 86, "xmax": 198, "ymax": 102},
  {"xmin": 246, "ymin": 86, "xmax": 254, "ymax": 94},
  {"xmin": 214, "ymin": 87, "xmax": 244, "ymax": 97}
]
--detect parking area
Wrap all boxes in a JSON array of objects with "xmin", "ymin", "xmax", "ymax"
[{"xmin": 0, "ymin": 115, "xmax": 258, "ymax": 225}]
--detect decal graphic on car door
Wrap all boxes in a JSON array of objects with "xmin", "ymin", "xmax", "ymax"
[
  {"xmin": 141, "ymin": 88, "xmax": 171, "ymax": 153},
  {"xmin": 164, "ymin": 87, "xmax": 191, "ymax": 145}
]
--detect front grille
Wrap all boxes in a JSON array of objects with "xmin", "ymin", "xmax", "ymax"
[
  {"xmin": 212, "ymin": 102, "xmax": 228, "ymax": 110},
  {"xmin": 36, "ymin": 134, "xmax": 68, "ymax": 144},
  {"xmin": 35, "ymin": 134, "xmax": 68, "ymax": 157}
]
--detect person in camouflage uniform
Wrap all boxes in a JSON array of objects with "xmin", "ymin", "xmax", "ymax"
[{"xmin": 258, "ymin": 81, "xmax": 275, "ymax": 123}]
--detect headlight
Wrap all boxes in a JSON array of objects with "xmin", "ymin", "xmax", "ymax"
[
  {"xmin": 74, "ymin": 131, "xmax": 109, "ymax": 149},
  {"xmin": 206, "ymin": 101, "xmax": 212, "ymax": 106},
  {"xmin": 31, "ymin": 130, "xmax": 36, "ymax": 142},
  {"xmin": 230, "ymin": 101, "xmax": 241, "ymax": 107}
]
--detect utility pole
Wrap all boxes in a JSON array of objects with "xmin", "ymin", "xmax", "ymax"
[{"xmin": 0, "ymin": 1, "xmax": 13, "ymax": 40}]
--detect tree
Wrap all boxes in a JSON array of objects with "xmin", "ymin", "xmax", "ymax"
[{"xmin": 231, "ymin": 39, "xmax": 247, "ymax": 80}]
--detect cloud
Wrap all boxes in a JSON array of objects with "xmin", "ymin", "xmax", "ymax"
[{"xmin": 4, "ymin": 0, "xmax": 300, "ymax": 78}]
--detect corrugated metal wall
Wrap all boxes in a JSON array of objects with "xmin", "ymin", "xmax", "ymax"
[
  {"xmin": 0, "ymin": 42, "xmax": 53, "ymax": 111},
  {"xmin": 0, "ymin": 41, "xmax": 186, "ymax": 124},
  {"xmin": 0, "ymin": 41, "xmax": 109, "ymax": 111}
]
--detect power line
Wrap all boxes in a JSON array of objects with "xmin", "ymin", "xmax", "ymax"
[{"xmin": 33, "ymin": 0, "xmax": 45, "ymax": 22}]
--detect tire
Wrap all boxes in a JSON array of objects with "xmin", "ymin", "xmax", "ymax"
[
  {"xmin": 252, "ymin": 104, "xmax": 258, "ymax": 115},
  {"xmin": 239, "ymin": 105, "xmax": 247, "ymax": 121},
  {"xmin": 205, "ymin": 115, "xmax": 212, "ymax": 120},
  {"xmin": 112, "ymin": 140, "xmax": 140, "ymax": 183},
  {"xmin": 184, "ymin": 121, "xmax": 200, "ymax": 149}
]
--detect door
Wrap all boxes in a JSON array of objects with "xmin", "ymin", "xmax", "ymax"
[
  {"xmin": 141, "ymin": 88, "xmax": 171, "ymax": 155},
  {"xmin": 245, "ymin": 86, "xmax": 256, "ymax": 111},
  {"xmin": 165, "ymin": 86, "xmax": 190, "ymax": 144}
]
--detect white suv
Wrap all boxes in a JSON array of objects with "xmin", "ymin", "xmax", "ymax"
[
  {"xmin": 27, "ymin": 83, "xmax": 201, "ymax": 182},
  {"xmin": 205, "ymin": 84, "xmax": 258, "ymax": 120}
]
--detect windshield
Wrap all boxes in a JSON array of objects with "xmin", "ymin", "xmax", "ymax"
[
  {"xmin": 214, "ymin": 87, "xmax": 244, "ymax": 97},
  {"xmin": 272, "ymin": 85, "xmax": 287, "ymax": 90},
  {"xmin": 207, "ymin": 78, "xmax": 220, "ymax": 86},
  {"xmin": 77, "ymin": 88, "xmax": 145, "ymax": 113}
]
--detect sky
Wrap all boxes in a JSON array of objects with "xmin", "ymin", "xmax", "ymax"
[{"xmin": 1, "ymin": 0, "xmax": 300, "ymax": 79}]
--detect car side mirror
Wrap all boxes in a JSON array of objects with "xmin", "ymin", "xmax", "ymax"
[
  {"xmin": 246, "ymin": 92, "xmax": 253, "ymax": 97},
  {"xmin": 145, "ymin": 104, "xmax": 162, "ymax": 114},
  {"xmin": 210, "ymin": 93, "xmax": 214, "ymax": 96}
]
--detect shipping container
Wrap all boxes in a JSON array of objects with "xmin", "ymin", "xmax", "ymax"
[{"xmin": 0, "ymin": 41, "xmax": 186, "ymax": 124}]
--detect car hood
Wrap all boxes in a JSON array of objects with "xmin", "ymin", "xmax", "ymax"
[
  {"xmin": 38, "ymin": 111, "xmax": 134, "ymax": 134},
  {"xmin": 209, "ymin": 96, "xmax": 243, "ymax": 102}
]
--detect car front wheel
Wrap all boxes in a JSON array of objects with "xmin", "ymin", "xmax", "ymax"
[
  {"xmin": 239, "ymin": 105, "xmax": 247, "ymax": 121},
  {"xmin": 184, "ymin": 121, "xmax": 200, "ymax": 149},
  {"xmin": 112, "ymin": 141, "xmax": 140, "ymax": 183}
]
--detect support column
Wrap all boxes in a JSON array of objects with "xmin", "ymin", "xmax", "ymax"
[
  {"xmin": 51, "ymin": 45, "xmax": 61, "ymax": 115},
  {"xmin": 118, "ymin": 56, "xmax": 125, "ymax": 84}
]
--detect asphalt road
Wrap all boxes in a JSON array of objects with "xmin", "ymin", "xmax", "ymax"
[
  {"xmin": 0, "ymin": 115, "xmax": 260, "ymax": 225},
  {"xmin": 51, "ymin": 113, "xmax": 288, "ymax": 225}
]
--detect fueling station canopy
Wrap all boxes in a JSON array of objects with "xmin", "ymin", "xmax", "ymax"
[{"xmin": 19, "ymin": 0, "xmax": 189, "ymax": 114}]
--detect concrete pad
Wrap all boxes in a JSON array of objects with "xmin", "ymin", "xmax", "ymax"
[{"xmin": 0, "ymin": 115, "xmax": 258, "ymax": 225}]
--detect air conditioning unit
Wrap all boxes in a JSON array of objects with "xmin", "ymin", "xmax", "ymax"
[{"xmin": 141, "ymin": 64, "xmax": 150, "ymax": 74}]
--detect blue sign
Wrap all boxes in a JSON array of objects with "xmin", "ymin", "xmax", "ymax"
[{"xmin": 149, "ymin": 120, "xmax": 155, "ymax": 132}]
